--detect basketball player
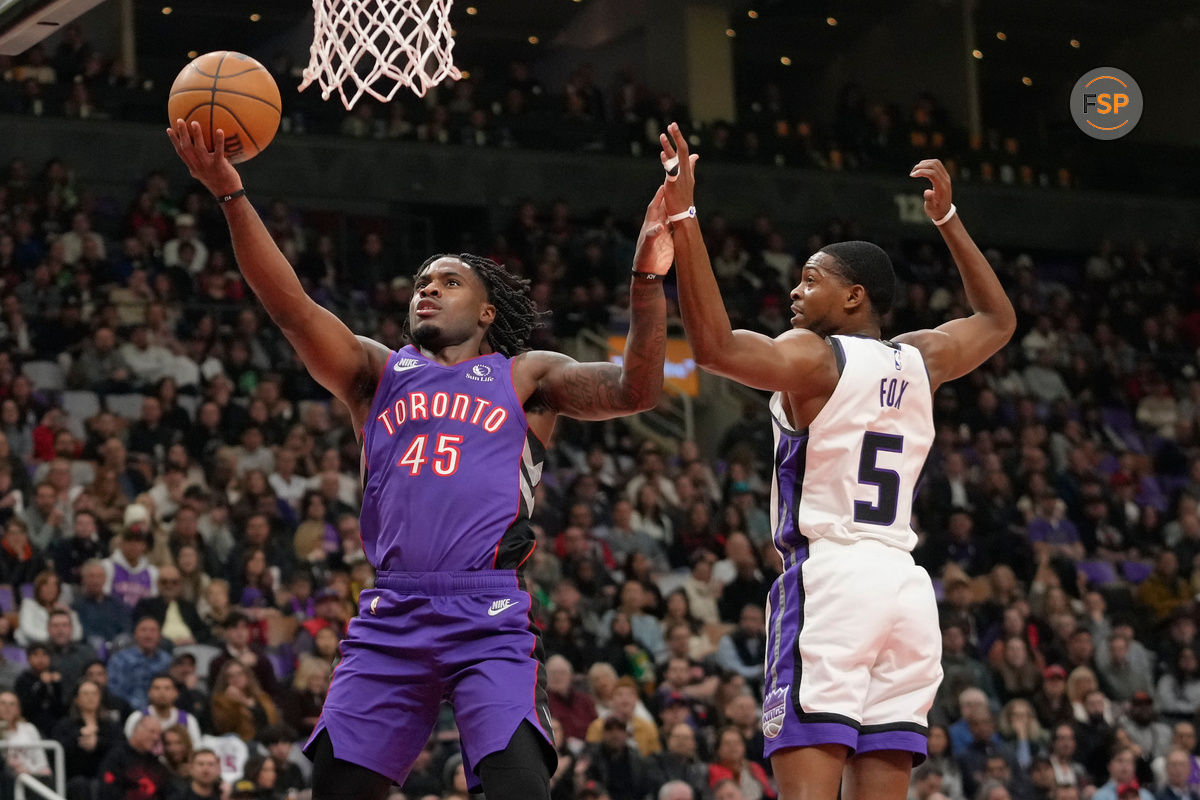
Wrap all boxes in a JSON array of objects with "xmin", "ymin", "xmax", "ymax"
[
  {"xmin": 658, "ymin": 122, "xmax": 1015, "ymax": 800},
  {"xmin": 168, "ymin": 119, "xmax": 674, "ymax": 800}
]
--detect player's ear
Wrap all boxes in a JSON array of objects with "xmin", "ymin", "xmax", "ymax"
[
  {"xmin": 480, "ymin": 302, "xmax": 496, "ymax": 326},
  {"xmin": 844, "ymin": 284, "xmax": 866, "ymax": 311}
]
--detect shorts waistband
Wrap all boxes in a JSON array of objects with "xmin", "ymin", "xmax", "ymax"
[
  {"xmin": 806, "ymin": 536, "xmax": 913, "ymax": 558},
  {"xmin": 374, "ymin": 570, "xmax": 523, "ymax": 595}
]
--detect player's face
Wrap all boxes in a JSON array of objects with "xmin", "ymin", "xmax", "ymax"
[
  {"xmin": 411, "ymin": 258, "xmax": 495, "ymax": 351},
  {"xmin": 789, "ymin": 253, "xmax": 852, "ymax": 336}
]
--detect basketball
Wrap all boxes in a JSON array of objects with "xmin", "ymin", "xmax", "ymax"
[{"xmin": 167, "ymin": 51, "xmax": 281, "ymax": 164}]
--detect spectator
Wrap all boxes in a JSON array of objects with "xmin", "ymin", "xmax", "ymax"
[
  {"xmin": 0, "ymin": 690, "xmax": 52, "ymax": 784},
  {"xmin": 16, "ymin": 568, "xmax": 82, "ymax": 645},
  {"xmin": 1138, "ymin": 552, "xmax": 1191, "ymax": 625},
  {"xmin": 714, "ymin": 604, "xmax": 767, "ymax": 694},
  {"xmin": 1121, "ymin": 692, "xmax": 1173, "ymax": 762},
  {"xmin": 207, "ymin": 611, "xmax": 281, "ymax": 699},
  {"xmin": 178, "ymin": 748, "xmax": 223, "ymax": 800},
  {"xmin": 997, "ymin": 699, "xmax": 1046, "ymax": 771},
  {"xmin": 1155, "ymin": 647, "xmax": 1200, "ymax": 721},
  {"xmin": 0, "ymin": 517, "xmax": 48, "ymax": 587},
  {"xmin": 706, "ymin": 726, "xmax": 776, "ymax": 800},
  {"xmin": 583, "ymin": 716, "xmax": 657, "ymax": 800},
  {"xmin": 49, "ymin": 508, "xmax": 105, "ymax": 587},
  {"xmin": 14, "ymin": 642, "xmax": 66, "ymax": 736},
  {"xmin": 73, "ymin": 558, "xmax": 134, "ymax": 646},
  {"xmin": 1155, "ymin": 748, "xmax": 1200, "ymax": 800},
  {"xmin": 51, "ymin": 679, "xmax": 121, "ymax": 798},
  {"xmin": 546, "ymin": 654, "xmax": 596, "ymax": 746},
  {"xmin": 210, "ymin": 659, "xmax": 280, "ymax": 742},
  {"xmin": 654, "ymin": 724, "xmax": 708, "ymax": 800},
  {"xmin": 131, "ymin": 564, "xmax": 211, "ymax": 646},
  {"xmin": 278, "ymin": 656, "xmax": 328, "ymax": 741},
  {"xmin": 81, "ymin": 660, "xmax": 133, "ymax": 726},
  {"xmin": 96, "ymin": 714, "xmax": 173, "ymax": 800},
  {"xmin": 1093, "ymin": 748, "xmax": 1154, "ymax": 800},
  {"xmin": 585, "ymin": 677, "xmax": 660, "ymax": 756},
  {"xmin": 1100, "ymin": 633, "xmax": 1156, "ymax": 702},
  {"xmin": 102, "ymin": 521, "xmax": 159, "ymax": 610},
  {"xmin": 18, "ymin": 480, "xmax": 68, "ymax": 550},
  {"xmin": 161, "ymin": 723, "xmax": 194, "ymax": 781},
  {"xmin": 258, "ymin": 723, "xmax": 306, "ymax": 796},
  {"xmin": 923, "ymin": 725, "xmax": 965, "ymax": 800},
  {"xmin": 106, "ymin": 616, "xmax": 173, "ymax": 709},
  {"xmin": 124, "ymin": 673, "xmax": 202, "ymax": 748}
]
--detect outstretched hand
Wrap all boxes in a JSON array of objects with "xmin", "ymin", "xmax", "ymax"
[
  {"xmin": 167, "ymin": 119, "xmax": 243, "ymax": 198},
  {"xmin": 633, "ymin": 185, "xmax": 673, "ymax": 276},
  {"xmin": 910, "ymin": 158, "xmax": 953, "ymax": 221},
  {"xmin": 659, "ymin": 121, "xmax": 700, "ymax": 216}
]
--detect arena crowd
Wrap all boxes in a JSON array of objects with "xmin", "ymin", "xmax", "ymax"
[{"xmin": 4, "ymin": 21, "xmax": 1200, "ymax": 800}]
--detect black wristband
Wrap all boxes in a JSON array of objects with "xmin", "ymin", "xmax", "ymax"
[
  {"xmin": 631, "ymin": 270, "xmax": 664, "ymax": 281},
  {"xmin": 217, "ymin": 188, "xmax": 246, "ymax": 205}
]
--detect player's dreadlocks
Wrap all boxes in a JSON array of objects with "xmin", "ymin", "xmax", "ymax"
[{"xmin": 406, "ymin": 253, "xmax": 543, "ymax": 357}]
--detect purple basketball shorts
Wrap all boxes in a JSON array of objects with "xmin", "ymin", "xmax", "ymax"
[{"xmin": 304, "ymin": 570, "xmax": 555, "ymax": 788}]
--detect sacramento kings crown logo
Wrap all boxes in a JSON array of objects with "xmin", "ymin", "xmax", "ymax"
[{"xmin": 762, "ymin": 684, "xmax": 789, "ymax": 738}]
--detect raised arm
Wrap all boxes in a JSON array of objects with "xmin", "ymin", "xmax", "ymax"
[
  {"xmin": 658, "ymin": 123, "xmax": 832, "ymax": 395},
  {"xmin": 167, "ymin": 121, "xmax": 383, "ymax": 423},
  {"xmin": 893, "ymin": 159, "xmax": 1017, "ymax": 390},
  {"xmin": 519, "ymin": 187, "xmax": 670, "ymax": 421}
]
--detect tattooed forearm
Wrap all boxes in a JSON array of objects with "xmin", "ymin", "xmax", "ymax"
[
  {"xmin": 542, "ymin": 279, "xmax": 666, "ymax": 420},
  {"xmin": 618, "ymin": 278, "xmax": 667, "ymax": 410}
]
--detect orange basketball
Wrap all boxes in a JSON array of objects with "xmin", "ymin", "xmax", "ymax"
[{"xmin": 168, "ymin": 51, "xmax": 282, "ymax": 164}]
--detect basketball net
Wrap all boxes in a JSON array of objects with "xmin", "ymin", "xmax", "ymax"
[{"xmin": 300, "ymin": 0, "xmax": 460, "ymax": 109}]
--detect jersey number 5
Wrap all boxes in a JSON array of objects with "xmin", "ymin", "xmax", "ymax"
[
  {"xmin": 398, "ymin": 434, "xmax": 464, "ymax": 476},
  {"xmin": 854, "ymin": 431, "xmax": 904, "ymax": 526}
]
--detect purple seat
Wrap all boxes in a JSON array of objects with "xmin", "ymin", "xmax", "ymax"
[
  {"xmin": 1121, "ymin": 561, "xmax": 1154, "ymax": 584},
  {"xmin": 0, "ymin": 585, "xmax": 13, "ymax": 614},
  {"xmin": 1079, "ymin": 560, "xmax": 1118, "ymax": 586},
  {"xmin": 1, "ymin": 645, "xmax": 26, "ymax": 666},
  {"xmin": 18, "ymin": 583, "xmax": 33, "ymax": 600}
]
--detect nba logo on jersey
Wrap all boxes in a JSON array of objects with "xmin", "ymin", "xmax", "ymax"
[
  {"xmin": 466, "ymin": 364, "xmax": 494, "ymax": 382},
  {"xmin": 762, "ymin": 685, "xmax": 790, "ymax": 738}
]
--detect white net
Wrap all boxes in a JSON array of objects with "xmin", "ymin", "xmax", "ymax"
[{"xmin": 300, "ymin": 0, "xmax": 460, "ymax": 109}]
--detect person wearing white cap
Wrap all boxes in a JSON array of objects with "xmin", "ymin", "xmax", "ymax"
[{"xmin": 164, "ymin": 212, "xmax": 210, "ymax": 274}]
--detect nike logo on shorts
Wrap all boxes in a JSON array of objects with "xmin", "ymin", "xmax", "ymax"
[
  {"xmin": 394, "ymin": 358, "xmax": 424, "ymax": 372},
  {"xmin": 488, "ymin": 598, "xmax": 518, "ymax": 616}
]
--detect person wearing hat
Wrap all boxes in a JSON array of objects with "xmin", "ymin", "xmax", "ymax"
[
  {"xmin": 1121, "ymin": 691, "xmax": 1172, "ymax": 763},
  {"xmin": 163, "ymin": 212, "xmax": 209, "ymax": 274},
  {"xmin": 1032, "ymin": 665, "xmax": 1074, "ymax": 731},
  {"xmin": 583, "ymin": 716, "xmax": 657, "ymax": 800},
  {"xmin": 101, "ymin": 509, "xmax": 160, "ymax": 610}
]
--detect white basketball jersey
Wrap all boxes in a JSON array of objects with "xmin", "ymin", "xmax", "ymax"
[{"xmin": 769, "ymin": 334, "xmax": 934, "ymax": 554}]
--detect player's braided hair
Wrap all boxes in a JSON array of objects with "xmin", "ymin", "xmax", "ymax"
[{"xmin": 407, "ymin": 253, "xmax": 543, "ymax": 357}]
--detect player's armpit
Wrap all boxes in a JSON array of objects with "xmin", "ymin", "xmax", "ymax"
[
  {"xmin": 276, "ymin": 304, "xmax": 387, "ymax": 422},
  {"xmin": 518, "ymin": 351, "xmax": 658, "ymax": 422},
  {"xmin": 698, "ymin": 328, "xmax": 838, "ymax": 396}
]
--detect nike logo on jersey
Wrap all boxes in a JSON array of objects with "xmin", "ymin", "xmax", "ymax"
[
  {"xmin": 487, "ymin": 598, "xmax": 518, "ymax": 616},
  {"xmin": 394, "ymin": 358, "xmax": 424, "ymax": 373},
  {"xmin": 370, "ymin": 596, "xmax": 380, "ymax": 615}
]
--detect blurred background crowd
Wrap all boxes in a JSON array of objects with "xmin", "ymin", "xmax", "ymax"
[{"xmin": 4, "ymin": 9, "xmax": 1200, "ymax": 800}]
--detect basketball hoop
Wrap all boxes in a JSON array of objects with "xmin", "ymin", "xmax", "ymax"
[{"xmin": 300, "ymin": 0, "xmax": 461, "ymax": 109}]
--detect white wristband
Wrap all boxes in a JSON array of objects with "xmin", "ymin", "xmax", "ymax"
[
  {"xmin": 667, "ymin": 206, "xmax": 696, "ymax": 223},
  {"xmin": 932, "ymin": 203, "xmax": 957, "ymax": 226}
]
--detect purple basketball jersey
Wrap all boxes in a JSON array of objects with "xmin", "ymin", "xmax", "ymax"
[{"xmin": 361, "ymin": 346, "xmax": 544, "ymax": 572}]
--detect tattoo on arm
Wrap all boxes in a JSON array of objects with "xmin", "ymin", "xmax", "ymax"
[{"xmin": 545, "ymin": 281, "xmax": 666, "ymax": 418}]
